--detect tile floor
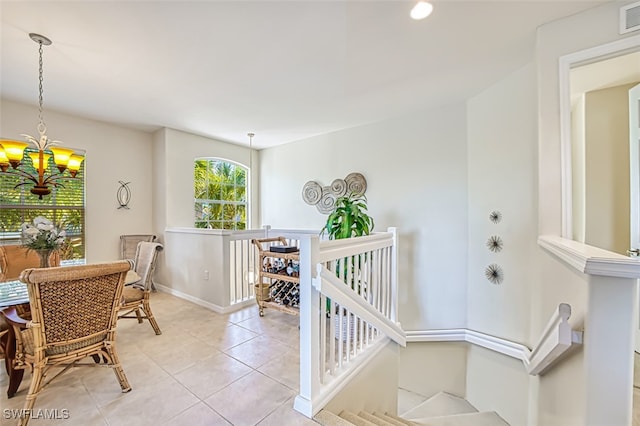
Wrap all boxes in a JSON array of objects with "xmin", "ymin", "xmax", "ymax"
[{"xmin": 0, "ymin": 292, "xmax": 317, "ymax": 426}]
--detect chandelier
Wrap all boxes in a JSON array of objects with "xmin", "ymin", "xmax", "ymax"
[{"xmin": 0, "ymin": 33, "xmax": 84, "ymax": 199}]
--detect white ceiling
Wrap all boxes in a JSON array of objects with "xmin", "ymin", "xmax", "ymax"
[{"xmin": 0, "ymin": 0, "xmax": 611, "ymax": 149}]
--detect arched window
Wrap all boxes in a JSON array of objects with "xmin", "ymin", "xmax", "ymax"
[{"xmin": 194, "ymin": 158, "xmax": 248, "ymax": 230}]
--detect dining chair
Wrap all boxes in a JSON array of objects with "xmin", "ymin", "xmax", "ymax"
[
  {"xmin": 119, "ymin": 234, "xmax": 156, "ymax": 262},
  {"xmin": 118, "ymin": 241, "xmax": 163, "ymax": 335},
  {"xmin": 0, "ymin": 260, "xmax": 133, "ymax": 425},
  {"xmin": 0, "ymin": 245, "xmax": 61, "ymax": 282},
  {"xmin": 0, "ymin": 245, "xmax": 61, "ymax": 360}
]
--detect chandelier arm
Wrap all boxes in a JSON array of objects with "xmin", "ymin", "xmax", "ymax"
[
  {"xmin": 42, "ymin": 174, "xmax": 74, "ymax": 185},
  {"xmin": 1, "ymin": 168, "xmax": 40, "ymax": 184}
]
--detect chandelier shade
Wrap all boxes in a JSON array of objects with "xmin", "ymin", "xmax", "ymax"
[{"xmin": 0, "ymin": 33, "xmax": 84, "ymax": 199}]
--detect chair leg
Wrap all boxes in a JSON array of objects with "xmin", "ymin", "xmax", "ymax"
[
  {"xmin": 19, "ymin": 364, "xmax": 45, "ymax": 426},
  {"xmin": 142, "ymin": 301, "xmax": 162, "ymax": 335},
  {"xmin": 3, "ymin": 324, "xmax": 25, "ymax": 398},
  {"xmin": 135, "ymin": 308, "xmax": 143, "ymax": 323},
  {"xmin": 103, "ymin": 345, "xmax": 131, "ymax": 393}
]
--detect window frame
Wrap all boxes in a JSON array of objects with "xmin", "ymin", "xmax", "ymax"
[{"xmin": 194, "ymin": 157, "xmax": 249, "ymax": 230}]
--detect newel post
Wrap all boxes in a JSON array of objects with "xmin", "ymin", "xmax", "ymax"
[
  {"xmin": 584, "ymin": 274, "xmax": 636, "ymax": 426},
  {"xmin": 294, "ymin": 234, "xmax": 321, "ymax": 418},
  {"xmin": 388, "ymin": 227, "xmax": 398, "ymax": 323}
]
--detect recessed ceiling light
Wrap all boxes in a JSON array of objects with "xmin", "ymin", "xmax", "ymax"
[{"xmin": 410, "ymin": 1, "xmax": 433, "ymax": 20}]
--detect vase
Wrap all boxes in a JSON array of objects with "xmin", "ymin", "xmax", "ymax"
[{"xmin": 35, "ymin": 249, "xmax": 53, "ymax": 268}]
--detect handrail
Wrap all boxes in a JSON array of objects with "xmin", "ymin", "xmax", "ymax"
[
  {"xmin": 526, "ymin": 303, "xmax": 582, "ymax": 375},
  {"xmin": 316, "ymin": 232, "xmax": 394, "ymax": 264},
  {"xmin": 405, "ymin": 303, "xmax": 582, "ymax": 376},
  {"xmin": 313, "ymin": 264, "xmax": 406, "ymax": 347}
]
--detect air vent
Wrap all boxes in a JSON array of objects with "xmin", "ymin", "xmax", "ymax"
[{"xmin": 621, "ymin": 1, "xmax": 640, "ymax": 34}]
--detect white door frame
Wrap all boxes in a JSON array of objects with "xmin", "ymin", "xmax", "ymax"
[{"xmin": 558, "ymin": 34, "xmax": 640, "ymax": 240}]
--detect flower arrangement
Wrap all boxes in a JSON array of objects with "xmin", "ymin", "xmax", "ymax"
[{"xmin": 21, "ymin": 216, "xmax": 66, "ymax": 251}]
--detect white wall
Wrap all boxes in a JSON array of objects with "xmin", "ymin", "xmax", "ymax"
[
  {"xmin": 160, "ymin": 127, "xmax": 258, "ymax": 228},
  {"xmin": 467, "ymin": 63, "xmax": 537, "ymax": 345},
  {"xmin": 260, "ymin": 103, "xmax": 469, "ymax": 330},
  {"xmin": 398, "ymin": 342, "xmax": 467, "ymax": 400},
  {"xmin": 151, "ymin": 127, "xmax": 258, "ymax": 291},
  {"xmin": 535, "ymin": 3, "xmax": 634, "ymax": 424},
  {"xmin": 463, "ymin": 63, "xmax": 537, "ymax": 426},
  {"xmin": 0, "ymin": 99, "xmax": 153, "ymax": 262},
  {"xmin": 584, "ymin": 83, "xmax": 634, "ymax": 255}
]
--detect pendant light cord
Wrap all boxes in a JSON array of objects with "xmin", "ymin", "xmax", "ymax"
[{"xmin": 37, "ymin": 40, "xmax": 47, "ymax": 135}]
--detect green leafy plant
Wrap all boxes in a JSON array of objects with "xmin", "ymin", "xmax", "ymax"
[{"xmin": 321, "ymin": 193, "xmax": 374, "ymax": 240}]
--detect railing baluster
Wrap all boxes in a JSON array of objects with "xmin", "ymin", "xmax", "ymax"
[{"xmin": 329, "ymin": 297, "xmax": 336, "ymax": 377}]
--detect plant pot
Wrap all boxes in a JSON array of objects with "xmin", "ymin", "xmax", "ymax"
[{"xmin": 334, "ymin": 313, "xmax": 357, "ymax": 341}]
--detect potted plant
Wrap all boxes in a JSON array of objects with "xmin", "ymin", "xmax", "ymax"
[
  {"xmin": 321, "ymin": 192, "xmax": 374, "ymax": 240},
  {"xmin": 320, "ymin": 192, "xmax": 374, "ymax": 340}
]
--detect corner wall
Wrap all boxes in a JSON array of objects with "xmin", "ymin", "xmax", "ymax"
[
  {"xmin": 151, "ymin": 127, "xmax": 258, "ymax": 289},
  {"xmin": 259, "ymin": 103, "xmax": 469, "ymax": 331},
  {"xmin": 464, "ymin": 62, "xmax": 538, "ymax": 426},
  {"xmin": 535, "ymin": 3, "xmax": 635, "ymax": 425}
]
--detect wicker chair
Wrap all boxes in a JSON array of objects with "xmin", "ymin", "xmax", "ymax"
[
  {"xmin": 0, "ymin": 245, "xmax": 61, "ymax": 360},
  {"xmin": 119, "ymin": 234, "xmax": 156, "ymax": 261},
  {"xmin": 118, "ymin": 241, "xmax": 163, "ymax": 335},
  {"xmin": 0, "ymin": 260, "xmax": 133, "ymax": 425}
]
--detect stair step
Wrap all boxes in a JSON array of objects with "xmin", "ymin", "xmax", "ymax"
[
  {"xmin": 340, "ymin": 410, "xmax": 378, "ymax": 426},
  {"xmin": 314, "ymin": 410, "xmax": 355, "ymax": 426},
  {"xmin": 358, "ymin": 411, "xmax": 404, "ymax": 426},
  {"xmin": 410, "ymin": 411, "xmax": 509, "ymax": 426},
  {"xmin": 398, "ymin": 388, "xmax": 430, "ymax": 415},
  {"xmin": 373, "ymin": 412, "xmax": 416, "ymax": 426},
  {"xmin": 402, "ymin": 391, "xmax": 477, "ymax": 419}
]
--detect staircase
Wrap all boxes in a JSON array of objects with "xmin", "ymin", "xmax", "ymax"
[{"xmin": 314, "ymin": 391, "xmax": 509, "ymax": 426}]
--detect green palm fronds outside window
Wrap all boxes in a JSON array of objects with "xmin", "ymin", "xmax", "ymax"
[{"xmin": 194, "ymin": 159, "xmax": 248, "ymax": 230}]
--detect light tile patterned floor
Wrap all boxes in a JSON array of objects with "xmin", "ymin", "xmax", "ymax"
[{"xmin": 0, "ymin": 292, "xmax": 317, "ymax": 426}]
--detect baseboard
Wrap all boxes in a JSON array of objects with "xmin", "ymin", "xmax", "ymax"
[{"xmin": 154, "ymin": 283, "xmax": 256, "ymax": 314}]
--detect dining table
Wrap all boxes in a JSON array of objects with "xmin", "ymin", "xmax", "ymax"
[{"xmin": 0, "ymin": 268, "xmax": 141, "ymax": 397}]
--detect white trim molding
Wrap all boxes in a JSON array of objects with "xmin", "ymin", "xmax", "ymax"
[
  {"xmin": 538, "ymin": 235, "xmax": 640, "ymax": 278},
  {"xmin": 406, "ymin": 303, "xmax": 583, "ymax": 376},
  {"xmin": 406, "ymin": 329, "xmax": 531, "ymax": 364},
  {"xmin": 558, "ymin": 34, "xmax": 640, "ymax": 239}
]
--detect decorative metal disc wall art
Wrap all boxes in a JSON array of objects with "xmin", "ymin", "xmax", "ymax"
[
  {"xmin": 302, "ymin": 172, "xmax": 367, "ymax": 214},
  {"xmin": 302, "ymin": 181, "xmax": 322, "ymax": 205},
  {"xmin": 344, "ymin": 172, "xmax": 366, "ymax": 196},
  {"xmin": 486, "ymin": 235, "xmax": 503, "ymax": 253},
  {"xmin": 484, "ymin": 263, "xmax": 504, "ymax": 285},
  {"xmin": 117, "ymin": 181, "xmax": 131, "ymax": 209},
  {"xmin": 484, "ymin": 210, "xmax": 504, "ymax": 284},
  {"xmin": 489, "ymin": 210, "xmax": 502, "ymax": 224},
  {"xmin": 318, "ymin": 187, "xmax": 337, "ymax": 214}
]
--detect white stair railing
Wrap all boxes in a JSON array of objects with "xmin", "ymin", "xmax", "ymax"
[
  {"xmin": 295, "ymin": 228, "xmax": 403, "ymax": 418},
  {"xmin": 226, "ymin": 226, "xmax": 318, "ymax": 307},
  {"xmin": 526, "ymin": 303, "xmax": 582, "ymax": 375}
]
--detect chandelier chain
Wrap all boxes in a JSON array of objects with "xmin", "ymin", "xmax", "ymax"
[{"xmin": 37, "ymin": 40, "xmax": 46, "ymax": 135}]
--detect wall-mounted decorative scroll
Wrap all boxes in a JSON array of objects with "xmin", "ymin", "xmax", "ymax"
[
  {"xmin": 302, "ymin": 172, "xmax": 367, "ymax": 214},
  {"xmin": 117, "ymin": 181, "xmax": 131, "ymax": 209}
]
